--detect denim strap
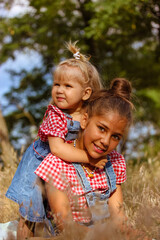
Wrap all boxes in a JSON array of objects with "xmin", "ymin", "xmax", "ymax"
[
  {"xmin": 105, "ymin": 155, "xmax": 117, "ymax": 193},
  {"xmin": 72, "ymin": 163, "xmax": 96, "ymax": 207},
  {"xmin": 73, "ymin": 156, "xmax": 116, "ymax": 207}
]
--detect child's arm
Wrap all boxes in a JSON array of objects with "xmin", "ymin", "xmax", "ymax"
[
  {"xmin": 48, "ymin": 136, "xmax": 107, "ymax": 168},
  {"xmin": 45, "ymin": 182, "xmax": 71, "ymax": 232},
  {"xmin": 45, "ymin": 182, "xmax": 89, "ymax": 234}
]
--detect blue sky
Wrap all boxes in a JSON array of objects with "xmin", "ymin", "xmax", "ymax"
[
  {"xmin": 0, "ymin": 51, "xmax": 42, "ymax": 106},
  {"xmin": 0, "ymin": 63, "xmax": 12, "ymax": 99},
  {"xmin": 0, "ymin": 0, "xmax": 36, "ymax": 104}
]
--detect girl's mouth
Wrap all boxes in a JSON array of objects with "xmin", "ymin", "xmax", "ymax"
[
  {"xmin": 57, "ymin": 97, "xmax": 65, "ymax": 101},
  {"xmin": 93, "ymin": 144, "xmax": 106, "ymax": 154}
]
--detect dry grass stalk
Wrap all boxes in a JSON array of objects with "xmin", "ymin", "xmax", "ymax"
[
  {"xmin": 0, "ymin": 167, "xmax": 19, "ymax": 223},
  {"xmin": 0, "ymin": 141, "xmax": 18, "ymax": 169},
  {"xmin": 0, "ymin": 110, "xmax": 21, "ymax": 222},
  {"xmin": 0, "ymin": 109, "xmax": 18, "ymax": 168},
  {"xmin": 123, "ymin": 157, "xmax": 160, "ymax": 240}
]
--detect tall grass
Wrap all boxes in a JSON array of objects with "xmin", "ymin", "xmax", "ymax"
[
  {"xmin": 0, "ymin": 157, "xmax": 19, "ymax": 223},
  {"xmin": 123, "ymin": 158, "xmax": 160, "ymax": 239}
]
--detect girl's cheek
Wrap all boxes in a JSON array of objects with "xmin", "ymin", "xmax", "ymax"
[{"xmin": 51, "ymin": 88, "xmax": 55, "ymax": 97}]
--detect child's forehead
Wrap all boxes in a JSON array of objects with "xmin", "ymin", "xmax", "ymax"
[
  {"xmin": 56, "ymin": 64, "xmax": 80, "ymax": 73},
  {"xmin": 54, "ymin": 65, "xmax": 84, "ymax": 82}
]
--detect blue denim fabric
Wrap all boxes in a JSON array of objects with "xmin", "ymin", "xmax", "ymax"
[
  {"xmin": 66, "ymin": 117, "xmax": 80, "ymax": 141},
  {"xmin": 6, "ymin": 116, "xmax": 80, "ymax": 222},
  {"xmin": 73, "ymin": 155, "xmax": 116, "ymax": 226},
  {"xmin": 6, "ymin": 140, "xmax": 50, "ymax": 222}
]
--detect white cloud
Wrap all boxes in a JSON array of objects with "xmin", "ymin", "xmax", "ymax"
[{"xmin": 0, "ymin": 0, "xmax": 35, "ymax": 18}]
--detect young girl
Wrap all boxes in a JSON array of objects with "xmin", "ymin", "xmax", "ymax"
[
  {"xmin": 35, "ymin": 78, "xmax": 136, "ymax": 238},
  {"xmin": 6, "ymin": 41, "xmax": 107, "ymax": 238}
]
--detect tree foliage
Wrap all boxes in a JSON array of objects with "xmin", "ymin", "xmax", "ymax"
[{"xmin": 0, "ymin": 0, "xmax": 160, "ymax": 148}]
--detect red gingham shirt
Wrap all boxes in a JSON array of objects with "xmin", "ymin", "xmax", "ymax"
[
  {"xmin": 38, "ymin": 104, "xmax": 68, "ymax": 142},
  {"xmin": 35, "ymin": 150, "xmax": 126, "ymax": 223}
]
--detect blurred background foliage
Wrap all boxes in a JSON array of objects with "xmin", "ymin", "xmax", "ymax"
[{"xmin": 0, "ymin": 0, "xmax": 160, "ymax": 161}]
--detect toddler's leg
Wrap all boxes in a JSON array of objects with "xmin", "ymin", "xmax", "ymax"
[{"xmin": 17, "ymin": 216, "xmax": 35, "ymax": 240}]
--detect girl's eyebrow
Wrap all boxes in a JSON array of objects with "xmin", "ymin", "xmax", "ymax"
[{"xmin": 97, "ymin": 121, "xmax": 110, "ymax": 129}]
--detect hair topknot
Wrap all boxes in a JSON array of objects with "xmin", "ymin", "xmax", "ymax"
[
  {"xmin": 65, "ymin": 40, "xmax": 90, "ymax": 62},
  {"xmin": 110, "ymin": 78, "xmax": 132, "ymax": 101}
]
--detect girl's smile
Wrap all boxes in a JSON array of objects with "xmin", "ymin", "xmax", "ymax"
[
  {"xmin": 79, "ymin": 111, "xmax": 128, "ymax": 159},
  {"xmin": 93, "ymin": 143, "xmax": 107, "ymax": 154}
]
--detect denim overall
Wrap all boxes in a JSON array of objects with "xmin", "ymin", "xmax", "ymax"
[
  {"xmin": 73, "ymin": 156, "xmax": 117, "ymax": 225},
  {"xmin": 6, "ymin": 113, "xmax": 80, "ymax": 224}
]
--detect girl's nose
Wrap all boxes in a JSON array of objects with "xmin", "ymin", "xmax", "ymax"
[
  {"xmin": 101, "ymin": 135, "xmax": 110, "ymax": 148},
  {"xmin": 57, "ymin": 85, "xmax": 63, "ymax": 93}
]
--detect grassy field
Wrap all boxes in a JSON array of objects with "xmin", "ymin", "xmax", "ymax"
[{"xmin": 0, "ymin": 147, "xmax": 160, "ymax": 240}]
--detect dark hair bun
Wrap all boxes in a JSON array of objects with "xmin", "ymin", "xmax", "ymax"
[{"xmin": 110, "ymin": 78, "xmax": 132, "ymax": 101}]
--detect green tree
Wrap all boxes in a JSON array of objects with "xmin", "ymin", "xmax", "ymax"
[{"xmin": 0, "ymin": 0, "xmax": 160, "ymax": 150}]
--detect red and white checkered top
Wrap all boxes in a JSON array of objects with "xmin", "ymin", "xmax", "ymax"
[
  {"xmin": 35, "ymin": 150, "xmax": 126, "ymax": 223},
  {"xmin": 38, "ymin": 105, "xmax": 68, "ymax": 142}
]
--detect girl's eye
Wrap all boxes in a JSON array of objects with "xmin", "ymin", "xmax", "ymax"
[
  {"xmin": 53, "ymin": 83, "xmax": 60, "ymax": 86},
  {"xmin": 98, "ymin": 126, "xmax": 105, "ymax": 132},
  {"xmin": 66, "ymin": 84, "xmax": 72, "ymax": 88},
  {"xmin": 112, "ymin": 135, "xmax": 121, "ymax": 141}
]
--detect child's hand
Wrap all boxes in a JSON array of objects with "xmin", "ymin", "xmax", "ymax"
[{"xmin": 89, "ymin": 157, "xmax": 108, "ymax": 169}]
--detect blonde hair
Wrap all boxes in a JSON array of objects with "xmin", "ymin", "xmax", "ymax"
[{"xmin": 53, "ymin": 41, "xmax": 103, "ymax": 94}]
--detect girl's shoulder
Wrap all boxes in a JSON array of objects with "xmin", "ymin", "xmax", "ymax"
[
  {"xmin": 109, "ymin": 150, "xmax": 126, "ymax": 166},
  {"xmin": 46, "ymin": 104, "xmax": 67, "ymax": 121},
  {"xmin": 47, "ymin": 104, "xmax": 64, "ymax": 115},
  {"xmin": 109, "ymin": 150, "xmax": 126, "ymax": 183}
]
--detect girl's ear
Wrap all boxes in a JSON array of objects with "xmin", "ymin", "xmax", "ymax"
[
  {"xmin": 82, "ymin": 87, "xmax": 92, "ymax": 101},
  {"xmin": 80, "ymin": 113, "xmax": 89, "ymax": 129}
]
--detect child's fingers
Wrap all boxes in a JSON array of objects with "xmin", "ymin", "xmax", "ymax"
[
  {"xmin": 89, "ymin": 158, "xmax": 107, "ymax": 168},
  {"xmin": 97, "ymin": 165, "xmax": 104, "ymax": 169},
  {"xmin": 96, "ymin": 161, "xmax": 107, "ymax": 169}
]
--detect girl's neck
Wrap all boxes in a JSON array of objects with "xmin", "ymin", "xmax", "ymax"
[
  {"xmin": 65, "ymin": 107, "xmax": 85, "ymax": 122},
  {"xmin": 75, "ymin": 139, "xmax": 95, "ymax": 172},
  {"xmin": 70, "ymin": 111, "xmax": 82, "ymax": 121}
]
